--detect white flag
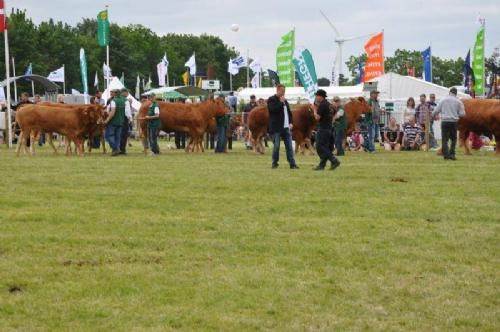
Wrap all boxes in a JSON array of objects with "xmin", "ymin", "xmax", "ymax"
[
  {"xmin": 251, "ymin": 73, "xmax": 260, "ymax": 88},
  {"xmin": 135, "ymin": 75, "xmax": 140, "ymax": 99},
  {"xmin": 103, "ymin": 63, "xmax": 112, "ymax": 79},
  {"xmin": 71, "ymin": 89, "xmax": 81, "ymax": 95},
  {"xmin": 249, "ymin": 59, "xmax": 262, "ymax": 73},
  {"xmin": 162, "ymin": 53, "xmax": 169, "ymax": 67},
  {"xmin": 157, "ymin": 61, "xmax": 166, "ymax": 87},
  {"xmin": 47, "ymin": 66, "xmax": 65, "ymax": 83},
  {"xmin": 232, "ymin": 56, "xmax": 247, "ymax": 69},
  {"xmin": 94, "ymin": 71, "xmax": 99, "ymax": 87},
  {"xmin": 184, "ymin": 53, "xmax": 196, "ymax": 76},
  {"xmin": 228, "ymin": 58, "xmax": 239, "ymax": 75},
  {"xmin": 145, "ymin": 75, "xmax": 152, "ymax": 91}
]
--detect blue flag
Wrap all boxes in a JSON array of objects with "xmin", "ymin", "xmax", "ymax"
[
  {"xmin": 24, "ymin": 63, "xmax": 32, "ymax": 76},
  {"xmin": 421, "ymin": 46, "xmax": 432, "ymax": 82},
  {"xmin": 357, "ymin": 58, "xmax": 364, "ymax": 84},
  {"xmin": 463, "ymin": 49, "xmax": 475, "ymax": 95}
]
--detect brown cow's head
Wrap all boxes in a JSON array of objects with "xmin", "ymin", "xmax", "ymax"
[
  {"xmin": 348, "ymin": 96, "xmax": 371, "ymax": 114},
  {"xmin": 213, "ymin": 100, "xmax": 228, "ymax": 117}
]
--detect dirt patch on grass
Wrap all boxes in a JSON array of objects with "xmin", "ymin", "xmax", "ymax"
[
  {"xmin": 62, "ymin": 256, "xmax": 162, "ymax": 267},
  {"xmin": 390, "ymin": 177, "xmax": 408, "ymax": 183},
  {"xmin": 8, "ymin": 285, "xmax": 23, "ymax": 293}
]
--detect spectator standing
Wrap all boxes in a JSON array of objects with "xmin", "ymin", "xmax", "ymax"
[
  {"xmin": 215, "ymin": 94, "xmax": 229, "ymax": 153},
  {"xmin": 332, "ymin": 96, "xmax": 347, "ymax": 156},
  {"xmin": 403, "ymin": 97, "xmax": 416, "ymax": 125},
  {"xmin": 432, "ymin": 87, "xmax": 465, "ymax": 160},
  {"xmin": 427, "ymin": 93, "xmax": 439, "ymax": 149}
]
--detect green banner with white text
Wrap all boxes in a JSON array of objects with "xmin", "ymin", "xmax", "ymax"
[
  {"xmin": 472, "ymin": 24, "xmax": 485, "ymax": 96},
  {"xmin": 97, "ymin": 10, "xmax": 110, "ymax": 47},
  {"xmin": 293, "ymin": 47, "xmax": 318, "ymax": 103},
  {"xmin": 276, "ymin": 30, "xmax": 295, "ymax": 87}
]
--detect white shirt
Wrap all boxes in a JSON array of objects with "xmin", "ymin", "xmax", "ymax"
[
  {"xmin": 124, "ymin": 99, "xmax": 132, "ymax": 119},
  {"xmin": 283, "ymin": 104, "xmax": 289, "ymax": 128},
  {"xmin": 108, "ymin": 100, "xmax": 116, "ymax": 113},
  {"xmin": 154, "ymin": 106, "xmax": 160, "ymax": 115}
]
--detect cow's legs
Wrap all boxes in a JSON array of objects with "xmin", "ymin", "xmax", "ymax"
[
  {"xmin": 46, "ymin": 133, "xmax": 58, "ymax": 154},
  {"xmin": 460, "ymin": 130, "xmax": 472, "ymax": 155},
  {"xmin": 101, "ymin": 133, "xmax": 107, "ymax": 154},
  {"xmin": 29, "ymin": 130, "xmax": 36, "ymax": 155},
  {"xmin": 16, "ymin": 130, "xmax": 26, "ymax": 157},
  {"xmin": 495, "ymin": 134, "xmax": 500, "ymax": 155}
]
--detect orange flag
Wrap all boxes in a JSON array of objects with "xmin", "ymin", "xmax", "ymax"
[{"xmin": 362, "ymin": 32, "xmax": 384, "ymax": 82}]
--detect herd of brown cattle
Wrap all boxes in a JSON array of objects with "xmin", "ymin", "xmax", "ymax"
[{"xmin": 12, "ymin": 97, "xmax": 500, "ymax": 156}]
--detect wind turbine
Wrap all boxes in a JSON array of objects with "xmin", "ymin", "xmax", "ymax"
[{"xmin": 320, "ymin": 10, "xmax": 376, "ymax": 86}]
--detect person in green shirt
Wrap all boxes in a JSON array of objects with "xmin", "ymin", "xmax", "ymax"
[
  {"xmin": 103, "ymin": 89, "xmax": 126, "ymax": 156},
  {"xmin": 145, "ymin": 93, "xmax": 161, "ymax": 156},
  {"xmin": 332, "ymin": 96, "xmax": 347, "ymax": 156}
]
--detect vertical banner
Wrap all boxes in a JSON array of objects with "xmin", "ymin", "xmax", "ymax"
[
  {"xmin": 292, "ymin": 47, "xmax": 318, "ymax": 103},
  {"xmin": 472, "ymin": 18, "xmax": 485, "ymax": 96},
  {"xmin": 276, "ymin": 30, "xmax": 295, "ymax": 87},
  {"xmin": 362, "ymin": 32, "xmax": 384, "ymax": 82},
  {"xmin": 421, "ymin": 46, "xmax": 432, "ymax": 82},
  {"xmin": 79, "ymin": 48, "xmax": 88, "ymax": 95},
  {"xmin": 97, "ymin": 10, "xmax": 110, "ymax": 47}
]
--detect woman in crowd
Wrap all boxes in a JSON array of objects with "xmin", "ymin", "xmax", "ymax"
[
  {"xmin": 402, "ymin": 97, "xmax": 415, "ymax": 125},
  {"xmin": 383, "ymin": 117, "xmax": 401, "ymax": 151}
]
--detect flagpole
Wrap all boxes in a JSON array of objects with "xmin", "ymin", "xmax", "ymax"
[
  {"xmin": 31, "ymin": 63, "xmax": 35, "ymax": 97},
  {"xmin": 62, "ymin": 64, "xmax": 66, "ymax": 95},
  {"xmin": 430, "ymin": 42, "xmax": 433, "ymax": 83},
  {"xmin": 246, "ymin": 49, "xmax": 250, "ymax": 88},
  {"xmin": 4, "ymin": 27, "xmax": 12, "ymax": 148},
  {"xmin": 11, "ymin": 56, "xmax": 17, "ymax": 102},
  {"xmin": 229, "ymin": 73, "xmax": 233, "ymax": 91},
  {"xmin": 381, "ymin": 29, "xmax": 385, "ymax": 75},
  {"xmin": 482, "ymin": 22, "xmax": 485, "ymax": 96}
]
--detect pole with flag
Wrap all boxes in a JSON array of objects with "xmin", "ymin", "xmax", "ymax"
[
  {"xmin": 356, "ymin": 58, "xmax": 364, "ymax": 84},
  {"xmin": 97, "ymin": 7, "xmax": 110, "ymax": 91},
  {"xmin": 47, "ymin": 65, "xmax": 65, "ymax": 94},
  {"xmin": 184, "ymin": 52, "xmax": 196, "ymax": 86},
  {"xmin": 25, "ymin": 63, "xmax": 35, "ymax": 97},
  {"xmin": 1, "ymin": 0, "xmax": 12, "ymax": 148},
  {"xmin": 276, "ymin": 30, "xmax": 295, "ymax": 87},
  {"xmin": 421, "ymin": 46, "xmax": 432, "ymax": 82},
  {"xmin": 79, "ymin": 48, "xmax": 88, "ymax": 103},
  {"xmin": 11, "ymin": 56, "xmax": 17, "ymax": 101},
  {"xmin": 94, "ymin": 71, "xmax": 99, "ymax": 90},
  {"xmin": 135, "ymin": 75, "xmax": 140, "ymax": 99}
]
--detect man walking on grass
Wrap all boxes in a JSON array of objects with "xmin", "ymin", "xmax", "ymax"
[
  {"xmin": 267, "ymin": 84, "xmax": 299, "ymax": 169},
  {"xmin": 311, "ymin": 89, "xmax": 341, "ymax": 171},
  {"xmin": 432, "ymin": 87, "xmax": 465, "ymax": 160}
]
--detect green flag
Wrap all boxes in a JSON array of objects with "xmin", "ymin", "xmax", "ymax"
[
  {"xmin": 293, "ymin": 47, "xmax": 318, "ymax": 103},
  {"xmin": 97, "ymin": 9, "xmax": 110, "ymax": 47},
  {"xmin": 276, "ymin": 30, "xmax": 295, "ymax": 87},
  {"xmin": 79, "ymin": 48, "xmax": 88, "ymax": 95},
  {"xmin": 472, "ymin": 21, "xmax": 485, "ymax": 95}
]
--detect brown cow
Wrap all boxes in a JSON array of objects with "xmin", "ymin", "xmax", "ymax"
[
  {"xmin": 16, "ymin": 104, "xmax": 105, "ymax": 156},
  {"xmin": 291, "ymin": 105, "xmax": 316, "ymax": 155},
  {"xmin": 137, "ymin": 100, "xmax": 227, "ymax": 153},
  {"xmin": 344, "ymin": 97, "xmax": 372, "ymax": 137},
  {"xmin": 459, "ymin": 99, "xmax": 500, "ymax": 155},
  {"xmin": 248, "ymin": 106, "xmax": 269, "ymax": 154}
]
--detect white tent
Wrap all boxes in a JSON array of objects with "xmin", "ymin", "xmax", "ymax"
[
  {"xmin": 370, "ymin": 72, "xmax": 470, "ymax": 101},
  {"xmin": 237, "ymin": 86, "xmax": 363, "ymax": 104},
  {"xmin": 103, "ymin": 77, "xmax": 142, "ymax": 111},
  {"xmin": 237, "ymin": 72, "xmax": 470, "ymax": 104}
]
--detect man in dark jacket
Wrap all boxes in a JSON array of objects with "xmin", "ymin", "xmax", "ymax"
[
  {"xmin": 267, "ymin": 84, "xmax": 299, "ymax": 169},
  {"xmin": 311, "ymin": 89, "xmax": 341, "ymax": 170}
]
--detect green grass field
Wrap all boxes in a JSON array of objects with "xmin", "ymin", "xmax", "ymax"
[{"xmin": 0, "ymin": 141, "xmax": 499, "ymax": 331}]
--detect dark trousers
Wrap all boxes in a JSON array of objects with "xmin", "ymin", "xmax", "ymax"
[
  {"xmin": 441, "ymin": 121, "xmax": 458, "ymax": 159},
  {"xmin": 215, "ymin": 126, "xmax": 226, "ymax": 153},
  {"xmin": 227, "ymin": 136, "xmax": 233, "ymax": 150},
  {"xmin": 317, "ymin": 128, "xmax": 339, "ymax": 168},
  {"xmin": 271, "ymin": 128, "xmax": 296, "ymax": 166},
  {"xmin": 148, "ymin": 127, "xmax": 160, "ymax": 154},
  {"xmin": 334, "ymin": 127, "xmax": 345, "ymax": 156},
  {"xmin": 120, "ymin": 118, "xmax": 129, "ymax": 153},
  {"xmin": 175, "ymin": 132, "xmax": 186, "ymax": 149}
]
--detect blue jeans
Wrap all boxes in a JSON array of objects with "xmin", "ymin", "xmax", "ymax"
[
  {"xmin": 215, "ymin": 126, "xmax": 226, "ymax": 153},
  {"xmin": 272, "ymin": 128, "xmax": 296, "ymax": 166},
  {"xmin": 148, "ymin": 127, "xmax": 160, "ymax": 154},
  {"xmin": 105, "ymin": 125, "xmax": 122, "ymax": 153},
  {"xmin": 334, "ymin": 127, "xmax": 345, "ymax": 156},
  {"xmin": 364, "ymin": 123, "xmax": 376, "ymax": 152}
]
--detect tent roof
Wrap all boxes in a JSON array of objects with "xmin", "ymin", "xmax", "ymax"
[
  {"xmin": 102, "ymin": 77, "xmax": 142, "ymax": 110},
  {"xmin": 175, "ymin": 86, "xmax": 208, "ymax": 98},
  {"xmin": 143, "ymin": 86, "xmax": 183, "ymax": 96},
  {"xmin": 0, "ymin": 75, "xmax": 60, "ymax": 93},
  {"xmin": 369, "ymin": 72, "xmax": 471, "ymax": 100},
  {"xmin": 160, "ymin": 90, "xmax": 188, "ymax": 100}
]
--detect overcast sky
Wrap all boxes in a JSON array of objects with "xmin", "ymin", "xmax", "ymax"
[{"xmin": 14, "ymin": 0, "xmax": 500, "ymax": 79}]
